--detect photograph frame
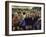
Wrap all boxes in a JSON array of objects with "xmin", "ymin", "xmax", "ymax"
[{"xmin": 5, "ymin": 1, "xmax": 45, "ymax": 36}]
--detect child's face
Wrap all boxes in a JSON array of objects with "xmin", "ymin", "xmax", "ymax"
[{"xmin": 22, "ymin": 12, "xmax": 26, "ymax": 19}]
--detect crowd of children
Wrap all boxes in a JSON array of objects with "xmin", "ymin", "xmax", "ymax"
[{"xmin": 12, "ymin": 8, "xmax": 41, "ymax": 31}]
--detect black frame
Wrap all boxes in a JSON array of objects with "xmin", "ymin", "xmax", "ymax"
[{"xmin": 5, "ymin": 1, "xmax": 45, "ymax": 36}]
